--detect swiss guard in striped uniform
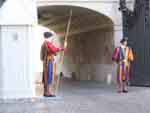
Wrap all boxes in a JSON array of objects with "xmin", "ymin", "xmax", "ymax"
[
  {"xmin": 112, "ymin": 38, "xmax": 134, "ymax": 93},
  {"xmin": 40, "ymin": 31, "xmax": 64, "ymax": 97}
]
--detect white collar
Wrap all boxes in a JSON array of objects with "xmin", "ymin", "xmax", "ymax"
[
  {"xmin": 45, "ymin": 39, "xmax": 52, "ymax": 43},
  {"xmin": 121, "ymin": 45, "xmax": 126, "ymax": 48}
]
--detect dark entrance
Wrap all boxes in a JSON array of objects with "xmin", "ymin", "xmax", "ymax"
[{"xmin": 120, "ymin": 0, "xmax": 150, "ymax": 86}]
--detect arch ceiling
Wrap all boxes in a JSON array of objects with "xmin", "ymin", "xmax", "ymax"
[{"xmin": 38, "ymin": 5, "xmax": 114, "ymax": 36}]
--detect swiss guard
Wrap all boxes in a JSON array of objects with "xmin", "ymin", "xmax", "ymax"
[
  {"xmin": 112, "ymin": 38, "xmax": 134, "ymax": 93},
  {"xmin": 40, "ymin": 31, "xmax": 65, "ymax": 97}
]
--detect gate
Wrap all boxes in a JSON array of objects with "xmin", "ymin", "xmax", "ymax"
[{"xmin": 120, "ymin": 0, "xmax": 150, "ymax": 86}]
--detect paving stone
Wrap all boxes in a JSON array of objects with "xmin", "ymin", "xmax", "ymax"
[{"xmin": 0, "ymin": 81, "xmax": 150, "ymax": 113}]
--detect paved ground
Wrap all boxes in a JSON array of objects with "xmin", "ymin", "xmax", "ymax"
[{"xmin": 0, "ymin": 80, "xmax": 150, "ymax": 113}]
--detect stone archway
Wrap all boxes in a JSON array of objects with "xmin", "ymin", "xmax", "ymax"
[{"xmin": 36, "ymin": 5, "xmax": 116, "ymax": 96}]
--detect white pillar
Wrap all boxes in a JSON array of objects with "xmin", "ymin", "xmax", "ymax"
[
  {"xmin": 0, "ymin": 25, "xmax": 35, "ymax": 98},
  {"xmin": 0, "ymin": 0, "xmax": 37, "ymax": 99}
]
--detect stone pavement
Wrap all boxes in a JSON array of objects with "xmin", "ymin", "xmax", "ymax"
[{"xmin": 0, "ymin": 80, "xmax": 150, "ymax": 113}]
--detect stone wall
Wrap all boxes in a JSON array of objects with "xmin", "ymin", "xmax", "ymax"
[{"xmin": 60, "ymin": 29, "xmax": 116, "ymax": 84}]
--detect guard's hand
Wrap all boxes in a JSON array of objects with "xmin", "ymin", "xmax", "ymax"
[
  {"xmin": 64, "ymin": 42, "xmax": 67, "ymax": 48},
  {"xmin": 60, "ymin": 47, "xmax": 65, "ymax": 51}
]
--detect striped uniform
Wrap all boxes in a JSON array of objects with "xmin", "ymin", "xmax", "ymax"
[
  {"xmin": 112, "ymin": 47, "xmax": 134, "ymax": 83},
  {"xmin": 41, "ymin": 41, "xmax": 59, "ymax": 85}
]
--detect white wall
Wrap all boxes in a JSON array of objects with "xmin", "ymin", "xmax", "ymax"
[
  {"xmin": 0, "ymin": 0, "xmax": 38, "ymax": 98},
  {"xmin": 0, "ymin": 0, "xmax": 37, "ymax": 25},
  {"xmin": 0, "ymin": 26, "xmax": 33, "ymax": 98}
]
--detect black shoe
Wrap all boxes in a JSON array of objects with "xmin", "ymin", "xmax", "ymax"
[
  {"xmin": 48, "ymin": 94, "xmax": 56, "ymax": 97},
  {"xmin": 44, "ymin": 94, "xmax": 56, "ymax": 97},
  {"xmin": 123, "ymin": 90, "xmax": 128, "ymax": 93},
  {"xmin": 43, "ymin": 94, "xmax": 49, "ymax": 97}
]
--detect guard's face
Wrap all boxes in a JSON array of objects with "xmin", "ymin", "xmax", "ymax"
[
  {"xmin": 45, "ymin": 37, "xmax": 53, "ymax": 42},
  {"xmin": 123, "ymin": 41, "xmax": 128, "ymax": 46}
]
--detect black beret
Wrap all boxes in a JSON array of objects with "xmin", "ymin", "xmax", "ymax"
[
  {"xmin": 43, "ymin": 32, "xmax": 53, "ymax": 38},
  {"xmin": 120, "ymin": 37, "xmax": 128, "ymax": 43}
]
